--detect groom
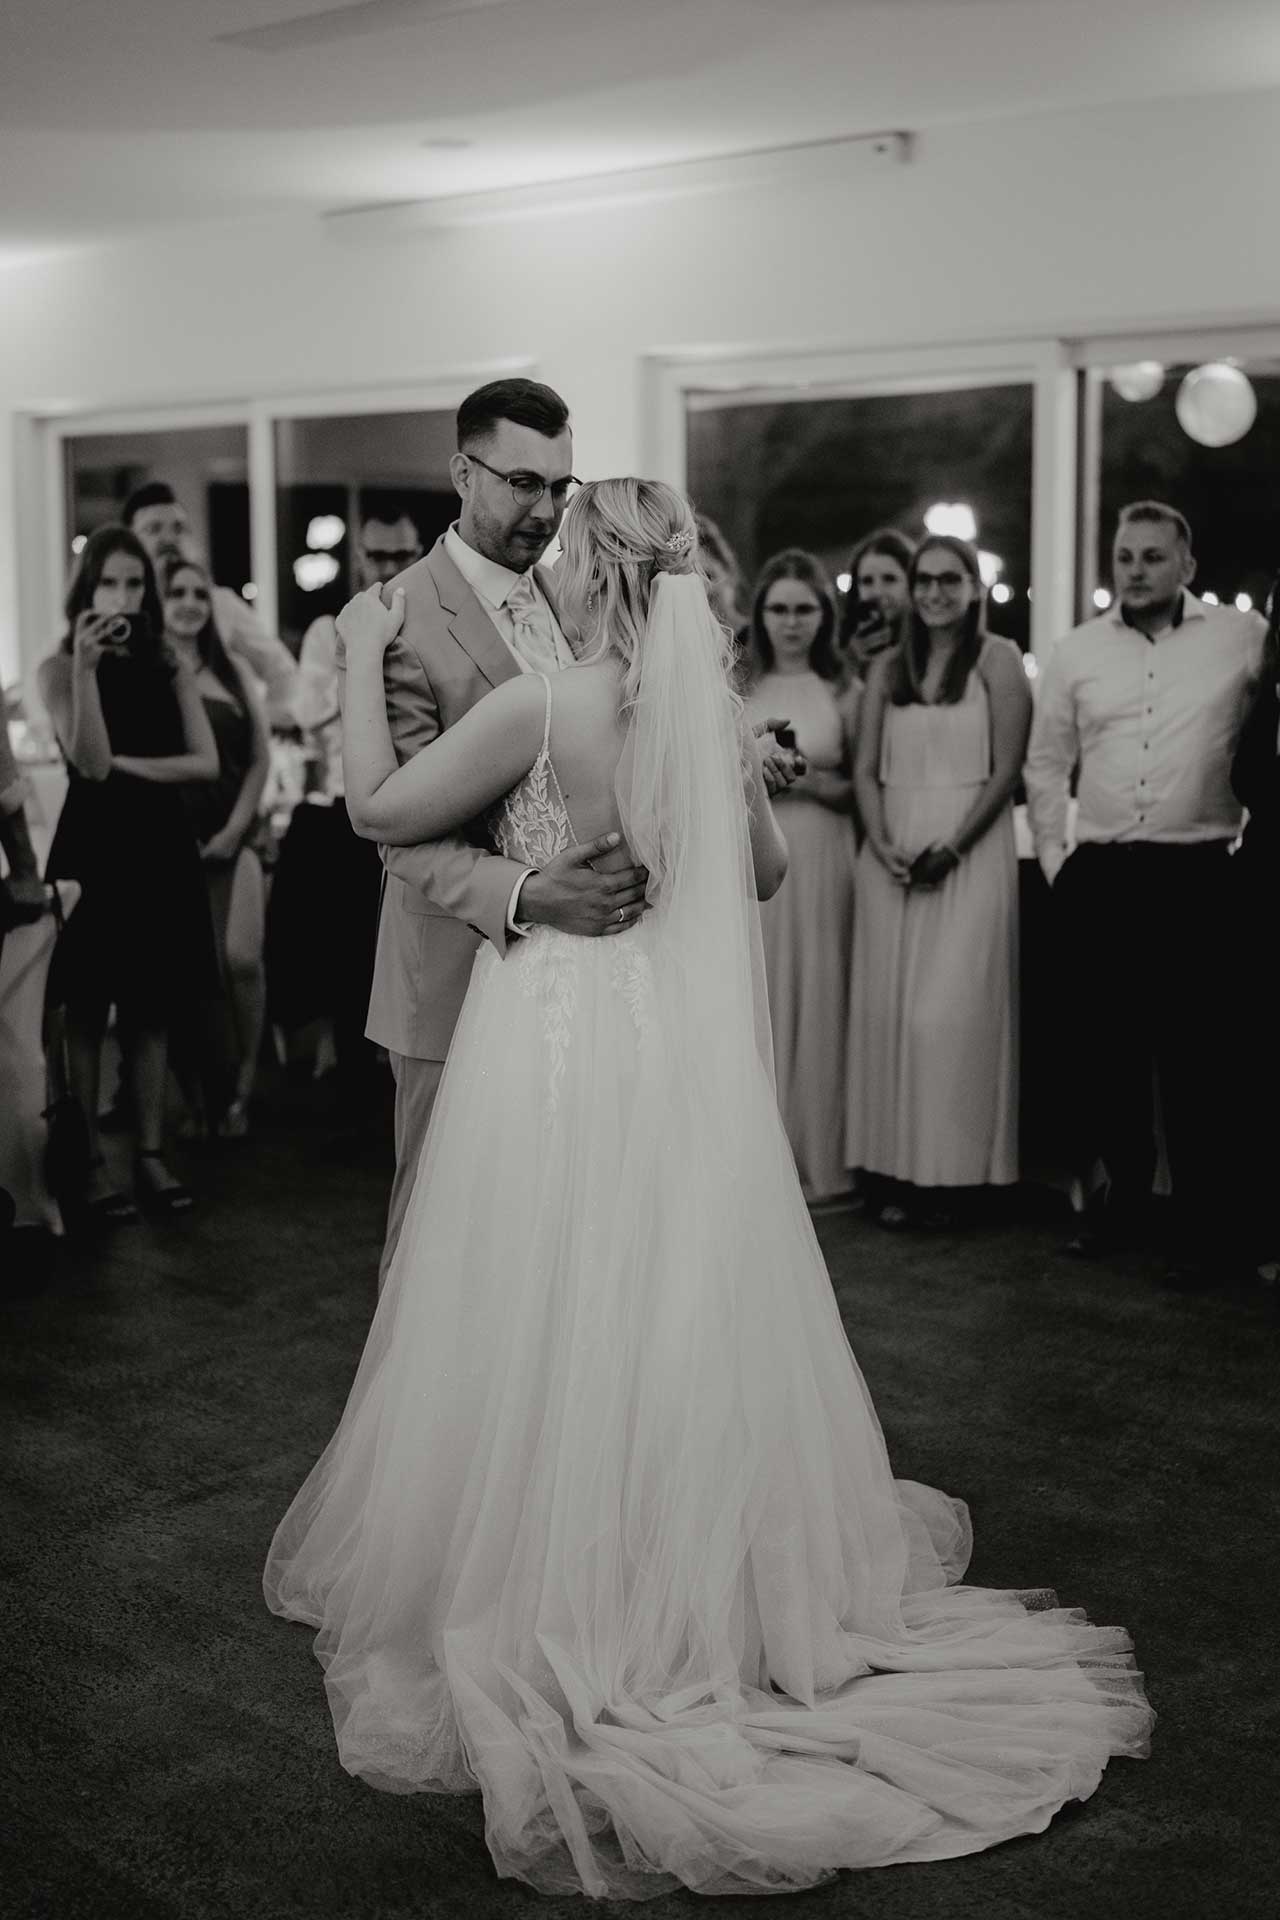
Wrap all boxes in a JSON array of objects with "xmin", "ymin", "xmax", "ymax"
[
  {"xmin": 355, "ymin": 378, "xmax": 800, "ymax": 1290},
  {"xmin": 355, "ymin": 379, "xmax": 647, "ymax": 1288}
]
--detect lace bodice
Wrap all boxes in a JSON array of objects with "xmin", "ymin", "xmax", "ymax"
[{"xmin": 488, "ymin": 673, "xmax": 576, "ymax": 866}]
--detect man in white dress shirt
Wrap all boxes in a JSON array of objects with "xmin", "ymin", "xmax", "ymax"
[
  {"xmin": 268, "ymin": 505, "xmax": 425, "ymax": 1111},
  {"xmin": 1025, "ymin": 500, "xmax": 1266, "ymax": 1278}
]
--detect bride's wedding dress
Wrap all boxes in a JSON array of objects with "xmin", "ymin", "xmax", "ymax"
[{"xmin": 264, "ymin": 582, "xmax": 1151, "ymax": 1899}]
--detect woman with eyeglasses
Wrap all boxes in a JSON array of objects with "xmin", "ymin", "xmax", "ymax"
[
  {"xmin": 743, "ymin": 549, "xmax": 859, "ymax": 1202},
  {"xmin": 846, "ymin": 534, "xmax": 1032, "ymax": 1228}
]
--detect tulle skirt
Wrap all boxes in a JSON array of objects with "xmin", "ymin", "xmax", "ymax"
[{"xmin": 264, "ymin": 920, "xmax": 1151, "ymax": 1899}]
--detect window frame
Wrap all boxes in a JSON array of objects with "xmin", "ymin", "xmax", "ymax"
[{"xmin": 16, "ymin": 370, "xmax": 533, "ymax": 669}]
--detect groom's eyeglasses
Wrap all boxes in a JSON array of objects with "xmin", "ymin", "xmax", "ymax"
[{"xmin": 466, "ymin": 455, "xmax": 579, "ymax": 510}]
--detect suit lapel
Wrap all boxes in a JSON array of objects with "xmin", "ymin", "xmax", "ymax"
[{"xmin": 426, "ymin": 537, "xmax": 521, "ymax": 691}]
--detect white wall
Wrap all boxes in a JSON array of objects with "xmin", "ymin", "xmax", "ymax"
[{"xmin": 3, "ymin": 85, "xmax": 1279, "ymax": 682}]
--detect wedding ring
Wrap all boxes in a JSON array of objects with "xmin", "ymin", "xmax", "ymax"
[{"xmin": 616, "ymin": 906, "xmax": 625, "ymax": 923}]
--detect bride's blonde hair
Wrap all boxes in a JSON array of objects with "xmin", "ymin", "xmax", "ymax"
[{"xmin": 557, "ymin": 478, "xmax": 737, "ymax": 713}]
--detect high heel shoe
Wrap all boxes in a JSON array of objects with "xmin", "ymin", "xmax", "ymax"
[
  {"xmin": 82, "ymin": 1155, "xmax": 139, "ymax": 1224},
  {"xmin": 134, "ymin": 1150, "xmax": 194, "ymax": 1214}
]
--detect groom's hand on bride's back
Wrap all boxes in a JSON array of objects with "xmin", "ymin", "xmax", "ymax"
[{"xmin": 520, "ymin": 833, "xmax": 649, "ymax": 937}]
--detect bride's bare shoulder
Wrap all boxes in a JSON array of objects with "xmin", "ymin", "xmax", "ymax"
[{"xmin": 557, "ymin": 656, "xmax": 624, "ymax": 711}]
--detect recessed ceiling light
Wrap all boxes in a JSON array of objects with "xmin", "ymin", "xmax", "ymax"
[{"xmin": 421, "ymin": 136, "xmax": 472, "ymax": 150}]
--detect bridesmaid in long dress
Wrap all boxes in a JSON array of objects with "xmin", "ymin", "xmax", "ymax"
[
  {"xmin": 847, "ymin": 534, "xmax": 1031, "ymax": 1227},
  {"xmin": 744, "ymin": 550, "xmax": 858, "ymax": 1202}
]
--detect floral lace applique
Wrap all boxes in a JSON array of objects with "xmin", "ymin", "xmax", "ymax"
[
  {"xmin": 490, "ymin": 746, "xmax": 573, "ymax": 870},
  {"xmin": 610, "ymin": 939, "xmax": 653, "ymax": 1042},
  {"xmin": 493, "ymin": 722, "xmax": 580, "ymax": 1117},
  {"xmin": 517, "ymin": 931, "xmax": 579, "ymax": 1118}
]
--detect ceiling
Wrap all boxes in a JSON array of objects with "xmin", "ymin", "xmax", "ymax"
[{"xmin": 3, "ymin": 0, "xmax": 1279, "ymax": 262}]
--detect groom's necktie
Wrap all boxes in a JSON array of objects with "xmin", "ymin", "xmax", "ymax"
[{"xmin": 505, "ymin": 571, "xmax": 568, "ymax": 675}]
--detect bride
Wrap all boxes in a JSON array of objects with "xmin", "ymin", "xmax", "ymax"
[{"xmin": 264, "ymin": 477, "xmax": 1151, "ymax": 1900}]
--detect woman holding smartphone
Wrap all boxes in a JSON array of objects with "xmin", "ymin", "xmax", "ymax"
[
  {"xmin": 38, "ymin": 526, "xmax": 220, "ymax": 1219},
  {"xmin": 743, "ymin": 548, "xmax": 859, "ymax": 1203}
]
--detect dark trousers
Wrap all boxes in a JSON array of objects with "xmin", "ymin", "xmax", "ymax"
[
  {"xmin": 1056, "ymin": 841, "xmax": 1238, "ymax": 1247},
  {"xmin": 1230, "ymin": 842, "xmax": 1279, "ymax": 1260},
  {"xmin": 265, "ymin": 799, "xmax": 383, "ymax": 1103}
]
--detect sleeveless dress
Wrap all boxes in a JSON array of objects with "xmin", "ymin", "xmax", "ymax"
[
  {"xmin": 183, "ymin": 687, "xmax": 252, "ymax": 851},
  {"xmin": 264, "ymin": 675, "xmax": 1149, "ymax": 1900},
  {"xmin": 847, "ymin": 641, "xmax": 1020, "ymax": 1187},
  {"xmin": 746, "ymin": 672, "xmax": 858, "ymax": 1201},
  {"xmin": 45, "ymin": 652, "xmax": 219, "ymax": 1021},
  {"xmin": 181, "ymin": 685, "xmax": 258, "ymax": 963}
]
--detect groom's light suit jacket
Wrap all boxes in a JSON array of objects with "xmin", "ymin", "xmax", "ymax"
[{"xmin": 354, "ymin": 534, "xmax": 563, "ymax": 1063}]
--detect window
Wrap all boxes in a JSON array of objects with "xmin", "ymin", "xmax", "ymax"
[
  {"xmin": 685, "ymin": 381, "xmax": 1035, "ymax": 648},
  {"xmin": 273, "ymin": 410, "xmax": 456, "ymax": 651},
  {"xmin": 63, "ymin": 422, "xmax": 252, "ymax": 608},
  {"xmin": 1082, "ymin": 353, "xmax": 1280, "ymax": 615}
]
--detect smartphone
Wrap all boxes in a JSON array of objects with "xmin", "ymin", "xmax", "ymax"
[
  {"xmin": 104, "ymin": 611, "xmax": 156, "ymax": 658},
  {"xmin": 772, "ymin": 724, "xmax": 798, "ymax": 752}
]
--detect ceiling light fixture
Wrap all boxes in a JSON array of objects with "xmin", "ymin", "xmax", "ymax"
[
  {"xmin": 323, "ymin": 130, "xmax": 912, "ymax": 242},
  {"xmin": 216, "ymin": 0, "xmax": 510, "ymax": 55}
]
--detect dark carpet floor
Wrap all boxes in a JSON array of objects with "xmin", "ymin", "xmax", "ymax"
[{"xmin": 3, "ymin": 1068, "xmax": 1277, "ymax": 1920}]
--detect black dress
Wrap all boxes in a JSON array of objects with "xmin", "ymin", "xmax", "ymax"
[
  {"xmin": 183, "ymin": 689, "xmax": 253, "ymax": 852},
  {"xmin": 45, "ymin": 653, "xmax": 220, "ymax": 1025}
]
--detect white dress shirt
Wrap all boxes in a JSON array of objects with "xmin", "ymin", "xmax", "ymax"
[
  {"xmin": 443, "ymin": 527, "xmax": 574, "ymax": 929},
  {"xmin": 443, "ymin": 527, "xmax": 573, "ymax": 671},
  {"xmin": 213, "ymin": 585, "xmax": 300, "ymax": 727},
  {"xmin": 291, "ymin": 613, "xmax": 344, "ymax": 798},
  {"xmin": 1025, "ymin": 590, "xmax": 1266, "ymax": 881}
]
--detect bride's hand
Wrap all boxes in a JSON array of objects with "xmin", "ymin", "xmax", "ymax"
[{"xmin": 337, "ymin": 585, "xmax": 406, "ymax": 659}]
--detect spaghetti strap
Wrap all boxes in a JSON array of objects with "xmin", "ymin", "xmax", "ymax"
[{"xmin": 536, "ymin": 671, "xmax": 553, "ymax": 757}]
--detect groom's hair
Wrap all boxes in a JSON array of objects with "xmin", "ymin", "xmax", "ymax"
[{"xmin": 457, "ymin": 379, "xmax": 570, "ymax": 450}]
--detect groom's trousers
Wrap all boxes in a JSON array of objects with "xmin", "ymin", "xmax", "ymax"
[{"xmin": 379, "ymin": 1051, "xmax": 445, "ymax": 1293}]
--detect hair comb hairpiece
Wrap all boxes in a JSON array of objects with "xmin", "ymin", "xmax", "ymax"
[{"xmin": 654, "ymin": 524, "xmax": 696, "ymax": 572}]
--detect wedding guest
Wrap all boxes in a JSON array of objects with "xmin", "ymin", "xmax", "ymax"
[
  {"xmin": 744, "ymin": 549, "xmax": 858, "ymax": 1202},
  {"xmin": 0, "ymin": 716, "xmax": 57, "ymax": 1234},
  {"xmin": 1228, "ymin": 572, "xmax": 1279, "ymax": 1281},
  {"xmin": 838, "ymin": 528, "xmax": 916, "ymax": 684},
  {"xmin": 37, "ymin": 527, "xmax": 219, "ymax": 1218},
  {"xmin": 1025, "ymin": 501, "xmax": 1266, "ymax": 1281},
  {"xmin": 692, "ymin": 512, "xmax": 747, "ymax": 640},
  {"xmin": 163, "ymin": 556, "xmax": 271, "ymax": 1140},
  {"xmin": 0, "ymin": 705, "xmax": 46, "ymax": 947},
  {"xmin": 848, "ymin": 534, "xmax": 1031, "ymax": 1227},
  {"xmin": 124, "ymin": 481, "xmax": 299, "ymax": 725},
  {"xmin": 268, "ymin": 506, "xmax": 418, "ymax": 1111}
]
